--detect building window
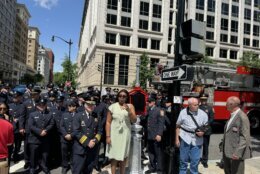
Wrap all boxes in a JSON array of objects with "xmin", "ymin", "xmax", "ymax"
[
  {"xmin": 168, "ymin": 28, "xmax": 172, "ymax": 41},
  {"xmin": 255, "ymin": 0, "xmax": 260, "ymax": 7},
  {"xmin": 170, "ymin": 0, "xmax": 174, "ymax": 8},
  {"xmin": 196, "ymin": 13, "xmax": 204, "ymax": 22},
  {"xmin": 206, "ymin": 47, "xmax": 214, "ymax": 56},
  {"xmin": 139, "ymin": 20, "xmax": 148, "ymax": 30},
  {"xmin": 221, "ymin": 18, "xmax": 228, "ymax": 30},
  {"xmin": 106, "ymin": 33, "xmax": 116, "ymax": 44},
  {"xmin": 207, "ymin": 0, "xmax": 215, "ymax": 12},
  {"xmin": 232, "ymin": 0, "xmax": 239, "ymax": 2},
  {"xmin": 230, "ymin": 50, "xmax": 237, "ymax": 60},
  {"xmin": 153, "ymin": 4, "xmax": 162, "ymax": 18},
  {"xmin": 245, "ymin": 0, "xmax": 251, "ymax": 5},
  {"xmin": 232, "ymin": 5, "xmax": 239, "ymax": 17},
  {"xmin": 150, "ymin": 58, "xmax": 159, "ymax": 68},
  {"xmin": 230, "ymin": 35, "xmax": 238, "ymax": 44},
  {"xmin": 169, "ymin": 12, "xmax": 173, "ymax": 25},
  {"xmin": 107, "ymin": 14, "xmax": 117, "ymax": 25},
  {"xmin": 140, "ymin": 1, "xmax": 149, "ymax": 16},
  {"xmin": 104, "ymin": 53, "xmax": 115, "ymax": 85},
  {"xmin": 244, "ymin": 23, "xmax": 251, "ymax": 35},
  {"xmin": 222, "ymin": 3, "xmax": 229, "ymax": 15},
  {"xmin": 244, "ymin": 9, "xmax": 251, "ymax": 20},
  {"xmin": 120, "ymin": 35, "xmax": 130, "ymax": 46},
  {"xmin": 220, "ymin": 49, "xmax": 227, "ymax": 58},
  {"xmin": 207, "ymin": 15, "xmax": 215, "ymax": 28},
  {"xmin": 220, "ymin": 34, "xmax": 228, "ymax": 42},
  {"xmin": 243, "ymin": 38, "xmax": 250, "ymax": 46},
  {"xmin": 254, "ymin": 11, "xmax": 260, "ymax": 22},
  {"xmin": 138, "ymin": 37, "xmax": 148, "ymax": 48},
  {"xmin": 253, "ymin": 40, "xmax": 259, "ymax": 47},
  {"xmin": 152, "ymin": 22, "xmax": 161, "ymax": 32},
  {"xmin": 196, "ymin": 0, "xmax": 204, "ymax": 10},
  {"xmin": 122, "ymin": 0, "xmax": 132, "ymax": 12},
  {"xmin": 107, "ymin": 0, "xmax": 118, "ymax": 10},
  {"xmin": 121, "ymin": 16, "xmax": 131, "ymax": 27},
  {"xmin": 231, "ymin": 20, "xmax": 238, "ymax": 32},
  {"xmin": 151, "ymin": 39, "xmax": 160, "ymax": 50},
  {"xmin": 254, "ymin": 25, "xmax": 260, "ymax": 36},
  {"xmin": 168, "ymin": 44, "xmax": 172, "ymax": 54},
  {"xmin": 206, "ymin": 31, "xmax": 214, "ymax": 40},
  {"xmin": 118, "ymin": 55, "xmax": 129, "ymax": 86}
]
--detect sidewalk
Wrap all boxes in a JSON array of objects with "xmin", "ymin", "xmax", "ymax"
[{"xmin": 10, "ymin": 157, "xmax": 260, "ymax": 174}]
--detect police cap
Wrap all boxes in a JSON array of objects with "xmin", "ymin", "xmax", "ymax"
[
  {"xmin": 47, "ymin": 83, "xmax": 54, "ymax": 88},
  {"xmin": 37, "ymin": 98, "xmax": 48, "ymax": 105},
  {"xmin": 148, "ymin": 97, "xmax": 156, "ymax": 102},
  {"xmin": 58, "ymin": 83, "xmax": 65, "ymax": 88},
  {"xmin": 12, "ymin": 90, "xmax": 23, "ymax": 97},
  {"xmin": 49, "ymin": 90, "xmax": 57, "ymax": 98},
  {"xmin": 31, "ymin": 87, "xmax": 41, "ymax": 94},
  {"xmin": 56, "ymin": 95, "xmax": 65, "ymax": 102},
  {"xmin": 67, "ymin": 98, "xmax": 78, "ymax": 107},
  {"xmin": 200, "ymin": 93, "xmax": 208, "ymax": 99},
  {"xmin": 82, "ymin": 93, "xmax": 96, "ymax": 105}
]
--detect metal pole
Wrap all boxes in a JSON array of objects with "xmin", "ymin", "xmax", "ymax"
[
  {"xmin": 100, "ymin": 55, "xmax": 104, "ymax": 97},
  {"xmin": 68, "ymin": 39, "xmax": 72, "ymax": 81},
  {"xmin": 135, "ymin": 58, "xmax": 140, "ymax": 87},
  {"xmin": 166, "ymin": 0, "xmax": 185, "ymax": 173}
]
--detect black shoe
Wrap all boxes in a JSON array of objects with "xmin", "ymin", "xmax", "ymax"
[
  {"xmin": 102, "ymin": 157, "xmax": 109, "ymax": 166},
  {"xmin": 94, "ymin": 165, "xmax": 101, "ymax": 172},
  {"xmin": 202, "ymin": 162, "xmax": 208, "ymax": 168},
  {"xmin": 145, "ymin": 169, "xmax": 156, "ymax": 174},
  {"xmin": 141, "ymin": 153, "xmax": 148, "ymax": 160},
  {"xmin": 24, "ymin": 162, "xmax": 30, "ymax": 169}
]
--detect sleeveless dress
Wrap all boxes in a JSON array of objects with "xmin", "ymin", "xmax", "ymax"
[{"xmin": 105, "ymin": 102, "xmax": 131, "ymax": 161}]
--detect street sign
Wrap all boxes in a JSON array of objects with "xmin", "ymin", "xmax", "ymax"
[{"xmin": 161, "ymin": 65, "xmax": 187, "ymax": 81}]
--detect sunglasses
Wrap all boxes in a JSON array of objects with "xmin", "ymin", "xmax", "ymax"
[
  {"xmin": 0, "ymin": 107, "xmax": 7, "ymax": 111},
  {"xmin": 118, "ymin": 95, "xmax": 127, "ymax": 98}
]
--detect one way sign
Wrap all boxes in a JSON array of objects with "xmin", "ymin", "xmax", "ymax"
[{"xmin": 161, "ymin": 65, "xmax": 187, "ymax": 81}]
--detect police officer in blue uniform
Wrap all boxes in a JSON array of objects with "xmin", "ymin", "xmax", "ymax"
[
  {"xmin": 20, "ymin": 87, "xmax": 41, "ymax": 169},
  {"xmin": 60, "ymin": 99, "xmax": 78, "ymax": 174},
  {"xmin": 41, "ymin": 83, "xmax": 54, "ymax": 99},
  {"xmin": 28, "ymin": 98, "xmax": 54, "ymax": 174},
  {"xmin": 72, "ymin": 94, "xmax": 102, "ymax": 174},
  {"xmin": 145, "ymin": 97, "xmax": 165, "ymax": 173},
  {"xmin": 9, "ymin": 90, "xmax": 26, "ymax": 163}
]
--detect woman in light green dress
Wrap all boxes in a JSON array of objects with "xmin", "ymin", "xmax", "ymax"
[{"xmin": 106, "ymin": 89, "xmax": 137, "ymax": 174}]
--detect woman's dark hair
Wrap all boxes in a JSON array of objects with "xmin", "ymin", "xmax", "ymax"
[
  {"xmin": 0, "ymin": 102, "xmax": 9, "ymax": 115},
  {"xmin": 116, "ymin": 89, "xmax": 130, "ymax": 103}
]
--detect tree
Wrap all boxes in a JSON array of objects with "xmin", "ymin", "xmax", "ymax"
[
  {"xmin": 139, "ymin": 53, "xmax": 155, "ymax": 90},
  {"xmin": 54, "ymin": 55, "xmax": 78, "ymax": 88},
  {"xmin": 239, "ymin": 51, "xmax": 260, "ymax": 68},
  {"xmin": 34, "ymin": 73, "xmax": 44, "ymax": 83},
  {"xmin": 200, "ymin": 54, "xmax": 214, "ymax": 64},
  {"xmin": 20, "ymin": 73, "xmax": 44, "ymax": 84}
]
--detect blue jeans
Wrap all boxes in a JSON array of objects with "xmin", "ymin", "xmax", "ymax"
[{"xmin": 179, "ymin": 139, "xmax": 202, "ymax": 174}]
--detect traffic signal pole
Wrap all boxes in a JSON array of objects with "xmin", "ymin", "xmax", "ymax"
[{"xmin": 165, "ymin": 0, "xmax": 185, "ymax": 173}]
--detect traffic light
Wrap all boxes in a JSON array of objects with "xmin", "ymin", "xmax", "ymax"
[
  {"xmin": 98, "ymin": 64, "xmax": 101, "ymax": 72},
  {"xmin": 179, "ymin": 19, "xmax": 206, "ymax": 63}
]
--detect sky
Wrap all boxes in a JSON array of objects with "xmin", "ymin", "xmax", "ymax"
[{"xmin": 17, "ymin": 0, "xmax": 85, "ymax": 72}]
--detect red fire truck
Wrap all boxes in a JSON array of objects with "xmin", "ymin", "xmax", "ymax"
[{"xmin": 181, "ymin": 65, "xmax": 260, "ymax": 131}]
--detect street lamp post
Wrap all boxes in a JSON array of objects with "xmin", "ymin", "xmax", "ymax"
[{"xmin": 51, "ymin": 35, "xmax": 73, "ymax": 81}]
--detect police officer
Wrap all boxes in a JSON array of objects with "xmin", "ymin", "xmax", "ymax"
[
  {"xmin": 199, "ymin": 93, "xmax": 214, "ymax": 168},
  {"xmin": 28, "ymin": 98, "xmax": 54, "ymax": 174},
  {"xmin": 60, "ymin": 99, "xmax": 77, "ymax": 174},
  {"xmin": 42, "ymin": 83, "xmax": 54, "ymax": 99},
  {"xmin": 20, "ymin": 87, "xmax": 41, "ymax": 169},
  {"xmin": 9, "ymin": 91, "xmax": 26, "ymax": 163},
  {"xmin": 145, "ymin": 97, "xmax": 165, "ymax": 173},
  {"xmin": 72, "ymin": 94, "xmax": 102, "ymax": 174}
]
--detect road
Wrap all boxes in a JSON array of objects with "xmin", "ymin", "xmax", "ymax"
[{"xmin": 10, "ymin": 123, "xmax": 260, "ymax": 173}]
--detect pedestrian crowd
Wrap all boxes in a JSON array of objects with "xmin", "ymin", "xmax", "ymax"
[{"xmin": 0, "ymin": 83, "xmax": 252, "ymax": 174}]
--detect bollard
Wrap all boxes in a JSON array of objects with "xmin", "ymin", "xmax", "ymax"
[{"xmin": 129, "ymin": 122, "xmax": 143, "ymax": 174}]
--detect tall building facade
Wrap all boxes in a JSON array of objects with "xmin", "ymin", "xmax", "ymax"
[
  {"xmin": 0, "ymin": 0, "xmax": 16, "ymax": 83},
  {"xmin": 13, "ymin": 3, "xmax": 31, "ymax": 84},
  {"xmin": 37, "ymin": 45, "xmax": 50, "ymax": 85},
  {"xmin": 77, "ymin": 0, "xmax": 260, "ymax": 90},
  {"xmin": 27, "ymin": 26, "xmax": 40, "ymax": 74},
  {"xmin": 45, "ymin": 48, "xmax": 55, "ymax": 83}
]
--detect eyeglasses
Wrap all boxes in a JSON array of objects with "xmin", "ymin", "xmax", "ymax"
[
  {"xmin": 118, "ymin": 95, "xmax": 127, "ymax": 98},
  {"xmin": 68, "ymin": 105, "xmax": 76, "ymax": 107},
  {"xmin": 0, "ymin": 107, "xmax": 7, "ymax": 110}
]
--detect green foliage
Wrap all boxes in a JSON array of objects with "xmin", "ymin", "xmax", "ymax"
[
  {"xmin": 54, "ymin": 55, "xmax": 78, "ymax": 88},
  {"xmin": 200, "ymin": 54, "xmax": 215, "ymax": 64},
  {"xmin": 239, "ymin": 51, "xmax": 260, "ymax": 68},
  {"xmin": 139, "ymin": 53, "xmax": 155, "ymax": 90},
  {"xmin": 21, "ymin": 73, "xmax": 44, "ymax": 84}
]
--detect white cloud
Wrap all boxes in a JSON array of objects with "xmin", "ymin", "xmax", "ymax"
[{"xmin": 33, "ymin": 0, "xmax": 58, "ymax": 10}]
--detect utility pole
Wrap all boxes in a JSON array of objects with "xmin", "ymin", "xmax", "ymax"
[{"xmin": 165, "ymin": 0, "xmax": 185, "ymax": 173}]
